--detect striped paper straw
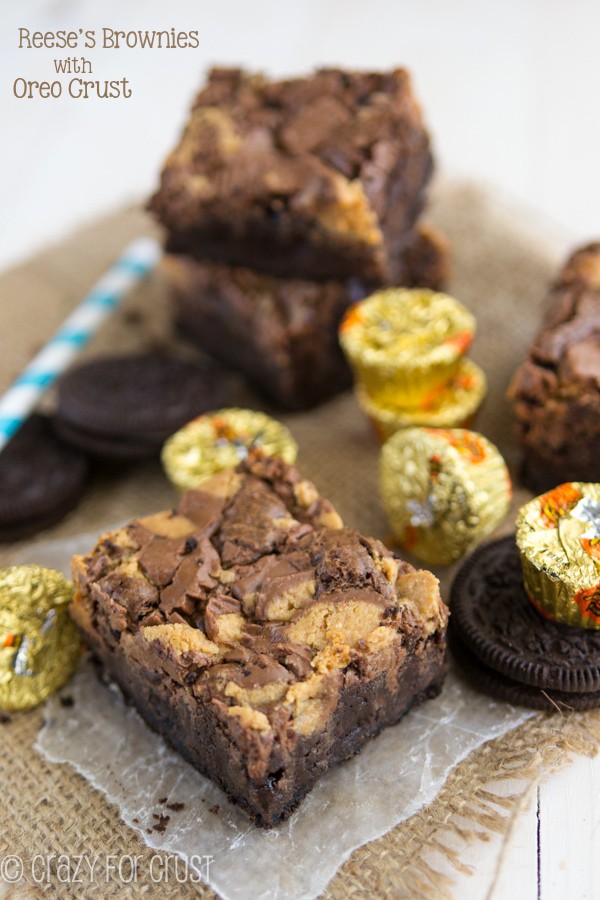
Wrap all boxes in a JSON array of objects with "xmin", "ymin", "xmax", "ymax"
[{"xmin": 0, "ymin": 236, "xmax": 161, "ymax": 453}]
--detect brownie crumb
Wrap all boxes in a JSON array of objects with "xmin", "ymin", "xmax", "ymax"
[
  {"xmin": 59, "ymin": 695, "xmax": 74, "ymax": 708},
  {"xmin": 157, "ymin": 796, "xmax": 168, "ymax": 804},
  {"xmin": 132, "ymin": 818, "xmax": 139, "ymax": 824},
  {"xmin": 208, "ymin": 804, "xmax": 220, "ymax": 815},
  {"xmin": 151, "ymin": 814, "xmax": 171, "ymax": 833},
  {"xmin": 166, "ymin": 802, "xmax": 185, "ymax": 812},
  {"xmin": 0, "ymin": 713, "xmax": 11, "ymax": 724}
]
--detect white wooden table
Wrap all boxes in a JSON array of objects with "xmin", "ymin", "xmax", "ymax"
[
  {"xmin": 451, "ymin": 755, "xmax": 600, "ymax": 899},
  {"xmin": 2, "ymin": 2, "xmax": 600, "ymax": 897}
]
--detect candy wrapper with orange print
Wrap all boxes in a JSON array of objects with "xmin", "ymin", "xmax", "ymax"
[
  {"xmin": 516, "ymin": 483, "xmax": 600, "ymax": 629},
  {"xmin": 379, "ymin": 427, "xmax": 511, "ymax": 566},
  {"xmin": 355, "ymin": 358, "xmax": 486, "ymax": 441},
  {"xmin": 162, "ymin": 408, "xmax": 298, "ymax": 491},
  {"xmin": 339, "ymin": 288, "xmax": 476, "ymax": 409}
]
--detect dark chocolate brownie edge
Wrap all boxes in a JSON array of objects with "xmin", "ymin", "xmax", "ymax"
[
  {"xmin": 70, "ymin": 455, "xmax": 449, "ymax": 827},
  {"xmin": 80, "ymin": 625, "xmax": 446, "ymax": 827},
  {"xmin": 171, "ymin": 273, "xmax": 354, "ymax": 410},
  {"xmin": 164, "ymin": 221, "xmax": 386, "ymax": 283}
]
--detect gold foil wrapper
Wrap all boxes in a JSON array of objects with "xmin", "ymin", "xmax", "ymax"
[
  {"xmin": 516, "ymin": 482, "xmax": 600, "ymax": 628},
  {"xmin": 162, "ymin": 407, "xmax": 299, "ymax": 491},
  {"xmin": 339, "ymin": 288, "xmax": 476, "ymax": 408},
  {"xmin": 380, "ymin": 427, "xmax": 511, "ymax": 566},
  {"xmin": 0, "ymin": 565, "xmax": 81, "ymax": 711},
  {"xmin": 356, "ymin": 358, "xmax": 486, "ymax": 442}
]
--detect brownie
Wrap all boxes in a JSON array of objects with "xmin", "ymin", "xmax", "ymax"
[
  {"xmin": 166, "ymin": 225, "xmax": 448, "ymax": 410},
  {"xmin": 149, "ymin": 67, "xmax": 433, "ymax": 282},
  {"xmin": 396, "ymin": 224, "xmax": 450, "ymax": 291},
  {"xmin": 71, "ymin": 453, "xmax": 448, "ymax": 827},
  {"xmin": 508, "ymin": 243, "xmax": 600, "ymax": 488}
]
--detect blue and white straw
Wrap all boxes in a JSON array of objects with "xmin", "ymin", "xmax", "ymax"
[{"xmin": 0, "ymin": 236, "xmax": 161, "ymax": 452}]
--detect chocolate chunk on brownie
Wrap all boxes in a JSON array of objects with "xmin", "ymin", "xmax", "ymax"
[
  {"xmin": 149, "ymin": 67, "xmax": 433, "ymax": 282},
  {"xmin": 508, "ymin": 242, "xmax": 600, "ymax": 489},
  {"xmin": 71, "ymin": 453, "xmax": 448, "ymax": 826},
  {"xmin": 166, "ymin": 225, "xmax": 448, "ymax": 410}
]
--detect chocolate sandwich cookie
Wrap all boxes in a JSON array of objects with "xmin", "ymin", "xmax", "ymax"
[
  {"xmin": 56, "ymin": 353, "xmax": 229, "ymax": 460},
  {"xmin": 448, "ymin": 632, "xmax": 600, "ymax": 711},
  {"xmin": 449, "ymin": 536, "xmax": 600, "ymax": 709},
  {"xmin": 0, "ymin": 414, "xmax": 88, "ymax": 542}
]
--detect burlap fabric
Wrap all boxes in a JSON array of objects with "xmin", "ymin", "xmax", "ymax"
[{"xmin": 1, "ymin": 180, "xmax": 599, "ymax": 898}]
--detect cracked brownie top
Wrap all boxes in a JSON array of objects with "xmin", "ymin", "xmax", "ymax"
[
  {"xmin": 71, "ymin": 454, "xmax": 447, "ymax": 760},
  {"xmin": 149, "ymin": 67, "xmax": 432, "ymax": 281}
]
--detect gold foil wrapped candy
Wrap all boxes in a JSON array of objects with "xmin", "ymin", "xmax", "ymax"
[
  {"xmin": 339, "ymin": 288, "xmax": 476, "ymax": 409},
  {"xmin": 0, "ymin": 565, "xmax": 81, "ymax": 710},
  {"xmin": 162, "ymin": 407, "xmax": 298, "ymax": 491},
  {"xmin": 380, "ymin": 427, "xmax": 511, "ymax": 566},
  {"xmin": 356, "ymin": 358, "xmax": 486, "ymax": 441},
  {"xmin": 516, "ymin": 482, "xmax": 600, "ymax": 629}
]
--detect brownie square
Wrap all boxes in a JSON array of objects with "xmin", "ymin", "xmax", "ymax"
[
  {"xmin": 71, "ymin": 454, "xmax": 448, "ymax": 826},
  {"xmin": 509, "ymin": 242, "xmax": 600, "ymax": 488},
  {"xmin": 166, "ymin": 225, "xmax": 449, "ymax": 410},
  {"xmin": 149, "ymin": 67, "xmax": 433, "ymax": 282}
]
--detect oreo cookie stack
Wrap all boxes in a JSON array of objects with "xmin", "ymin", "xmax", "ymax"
[
  {"xmin": 449, "ymin": 536, "xmax": 600, "ymax": 711},
  {"xmin": 150, "ymin": 66, "xmax": 449, "ymax": 410}
]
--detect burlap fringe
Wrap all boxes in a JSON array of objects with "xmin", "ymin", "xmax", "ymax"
[
  {"xmin": 324, "ymin": 709, "xmax": 600, "ymax": 899},
  {"xmin": 3, "ymin": 708, "xmax": 599, "ymax": 899}
]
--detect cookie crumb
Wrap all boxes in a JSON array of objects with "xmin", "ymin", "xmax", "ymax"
[
  {"xmin": 166, "ymin": 802, "xmax": 185, "ymax": 812},
  {"xmin": 59, "ymin": 695, "xmax": 74, "ymax": 708},
  {"xmin": 151, "ymin": 814, "xmax": 171, "ymax": 833},
  {"xmin": 208, "ymin": 804, "xmax": 220, "ymax": 815}
]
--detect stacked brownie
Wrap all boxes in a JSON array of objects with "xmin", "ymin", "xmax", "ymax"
[{"xmin": 150, "ymin": 67, "xmax": 447, "ymax": 409}]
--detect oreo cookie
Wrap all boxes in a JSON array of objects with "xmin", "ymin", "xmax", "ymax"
[
  {"xmin": 448, "ymin": 632, "xmax": 600, "ymax": 712},
  {"xmin": 55, "ymin": 353, "xmax": 229, "ymax": 460},
  {"xmin": 0, "ymin": 414, "xmax": 88, "ymax": 542},
  {"xmin": 449, "ymin": 535, "xmax": 600, "ymax": 709}
]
